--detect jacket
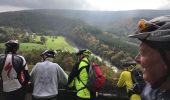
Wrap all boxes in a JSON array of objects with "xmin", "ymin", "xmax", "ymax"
[
  {"xmin": 141, "ymin": 83, "xmax": 170, "ymax": 100},
  {"xmin": 68, "ymin": 57, "xmax": 92, "ymax": 99},
  {"xmin": 117, "ymin": 70, "xmax": 141, "ymax": 100},
  {"xmin": 30, "ymin": 60, "xmax": 68, "ymax": 98},
  {"xmin": 0, "ymin": 53, "xmax": 30, "ymax": 92}
]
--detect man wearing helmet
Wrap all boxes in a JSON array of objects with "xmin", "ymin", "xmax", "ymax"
[
  {"xmin": 0, "ymin": 40, "xmax": 30, "ymax": 100},
  {"xmin": 68, "ymin": 49, "xmax": 97, "ymax": 100},
  {"xmin": 117, "ymin": 61, "xmax": 142, "ymax": 100},
  {"xmin": 30, "ymin": 50, "xmax": 68, "ymax": 100},
  {"xmin": 129, "ymin": 15, "xmax": 170, "ymax": 100}
]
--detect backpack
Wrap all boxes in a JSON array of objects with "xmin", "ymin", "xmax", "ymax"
[
  {"xmin": 78, "ymin": 61, "xmax": 105, "ymax": 92},
  {"xmin": 131, "ymin": 69, "xmax": 146, "ymax": 94},
  {"xmin": 0, "ymin": 54, "xmax": 26, "ymax": 86},
  {"xmin": 87, "ymin": 62, "xmax": 105, "ymax": 92}
]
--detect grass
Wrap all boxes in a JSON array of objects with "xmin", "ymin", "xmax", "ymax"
[
  {"xmin": 43, "ymin": 36, "xmax": 76, "ymax": 52},
  {"xmin": 20, "ymin": 43, "xmax": 46, "ymax": 51},
  {"xmin": 0, "ymin": 36, "xmax": 76, "ymax": 52}
]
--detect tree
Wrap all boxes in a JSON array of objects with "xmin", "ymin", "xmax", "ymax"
[
  {"xmin": 40, "ymin": 36, "xmax": 47, "ymax": 44},
  {"xmin": 111, "ymin": 51, "xmax": 125, "ymax": 66}
]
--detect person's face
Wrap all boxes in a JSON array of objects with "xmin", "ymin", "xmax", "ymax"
[{"xmin": 135, "ymin": 42, "xmax": 167, "ymax": 85}]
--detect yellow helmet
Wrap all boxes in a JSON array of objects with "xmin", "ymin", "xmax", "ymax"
[{"xmin": 76, "ymin": 49, "xmax": 91, "ymax": 57}]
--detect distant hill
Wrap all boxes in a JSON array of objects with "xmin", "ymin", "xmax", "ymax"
[
  {"xmin": 0, "ymin": 9, "xmax": 170, "ymax": 36},
  {"xmin": 29, "ymin": 9, "xmax": 170, "ymax": 37},
  {"xmin": 0, "ymin": 9, "xmax": 169, "ymax": 60},
  {"xmin": 0, "ymin": 10, "xmax": 88, "ymax": 34}
]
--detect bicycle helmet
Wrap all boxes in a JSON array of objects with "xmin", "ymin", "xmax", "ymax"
[
  {"xmin": 123, "ymin": 61, "xmax": 137, "ymax": 67},
  {"xmin": 129, "ymin": 15, "xmax": 170, "ymax": 88},
  {"xmin": 5, "ymin": 40, "xmax": 19, "ymax": 54},
  {"xmin": 76, "ymin": 49, "xmax": 91, "ymax": 57},
  {"xmin": 41, "ymin": 50, "xmax": 56, "ymax": 58}
]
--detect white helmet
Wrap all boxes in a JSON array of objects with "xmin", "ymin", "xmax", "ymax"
[{"xmin": 41, "ymin": 50, "xmax": 56, "ymax": 58}]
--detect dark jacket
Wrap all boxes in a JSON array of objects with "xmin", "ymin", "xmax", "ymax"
[{"xmin": 141, "ymin": 83, "xmax": 170, "ymax": 100}]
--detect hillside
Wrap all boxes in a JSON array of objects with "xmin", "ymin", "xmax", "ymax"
[
  {"xmin": 34, "ymin": 9, "xmax": 170, "ymax": 33},
  {"xmin": 0, "ymin": 9, "xmax": 169, "ymax": 66},
  {"xmin": 0, "ymin": 11, "xmax": 87, "ymax": 34},
  {"xmin": 0, "ymin": 9, "xmax": 170, "ymax": 36}
]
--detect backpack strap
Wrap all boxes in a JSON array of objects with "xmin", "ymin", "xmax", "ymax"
[
  {"xmin": 131, "ymin": 70, "xmax": 135, "ymax": 84},
  {"xmin": 12, "ymin": 55, "xmax": 24, "ymax": 74},
  {"xmin": 77, "ymin": 59, "xmax": 90, "ymax": 78},
  {"xmin": 76, "ymin": 59, "xmax": 90, "ymax": 91},
  {"xmin": 77, "ymin": 66, "xmax": 87, "ymax": 86},
  {"xmin": 0, "ymin": 54, "xmax": 7, "ymax": 77},
  {"xmin": 82, "ymin": 59, "xmax": 90, "ymax": 73}
]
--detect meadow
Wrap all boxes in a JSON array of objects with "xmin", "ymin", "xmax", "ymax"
[{"xmin": 0, "ymin": 36, "xmax": 76, "ymax": 52}]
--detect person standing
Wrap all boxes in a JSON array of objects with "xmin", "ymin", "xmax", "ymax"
[
  {"xmin": 117, "ymin": 62, "xmax": 141, "ymax": 100},
  {"xmin": 0, "ymin": 40, "xmax": 30, "ymax": 100},
  {"xmin": 68, "ymin": 49, "xmax": 97, "ymax": 100},
  {"xmin": 30, "ymin": 50, "xmax": 68, "ymax": 100},
  {"xmin": 129, "ymin": 15, "xmax": 170, "ymax": 100}
]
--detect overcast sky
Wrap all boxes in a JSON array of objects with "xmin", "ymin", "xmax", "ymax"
[{"xmin": 0, "ymin": 0, "xmax": 170, "ymax": 12}]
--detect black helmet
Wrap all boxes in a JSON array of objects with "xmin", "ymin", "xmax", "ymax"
[
  {"xmin": 129, "ymin": 15, "xmax": 170, "ymax": 50},
  {"xmin": 123, "ymin": 61, "xmax": 137, "ymax": 67},
  {"xmin": 129, "ymin": 15, "xmax": 170, "ymax": 89},
  {"xmin": 41, "ymin": 50, "xmax": 56, "ymax": 58},
  {"xmin": 76, "ymin": 49, "xmax": 91, "ymax": 57},
  {"xmin": 5, "ymin": 40, "xmax": 19, "ymax": 53}
]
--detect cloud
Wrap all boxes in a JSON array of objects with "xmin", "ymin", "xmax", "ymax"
[
  {"xmin": 0, "ymin": 5, "xmax": 28, "ymax": 12},
  {"xmin": 159, "ymin": 0, "xmax": 170, "ymax": 9},
  {"xmin": 0, "ymin": 0, "xmax": 170, "ymax": 12},
  {"xmin": 0, "ymin": 0, "xmax": 90, "ymax": 10}
]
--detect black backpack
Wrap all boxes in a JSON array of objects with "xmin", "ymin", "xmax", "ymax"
[{"xmin": 131, "ymin": 69, "xmax": 146, "ymax": 94}]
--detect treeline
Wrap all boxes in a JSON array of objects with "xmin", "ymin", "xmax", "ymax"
[
  {"xmin": 0, "ymin": 11, "xmax": 86, "ymax": 35},
  {"xmin": 0, "ymin": 27, "xmax": 54, "ymax": 45},
  {"xmin": 64, "ymin": 25, "xmax": 137, "ymax": 67},
  {"xmin": 0, "ymin": 45, "xmax": 105, "ymax": 72}
]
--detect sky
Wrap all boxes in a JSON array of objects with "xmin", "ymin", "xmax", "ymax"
[{"xmin": 0, "ymin": 0, "xmax": 170, "ymax": 12}]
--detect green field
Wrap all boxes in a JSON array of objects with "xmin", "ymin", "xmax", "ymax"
[{"xmin": 0, "ymin": 36, "xmax": 76, "ymax": 52}]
